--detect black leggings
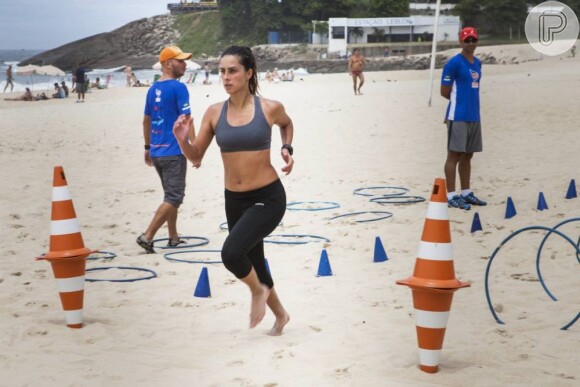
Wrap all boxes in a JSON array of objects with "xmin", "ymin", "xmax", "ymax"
[{"xmin": 222, "ymin": 179, "xmax": 286, "ymax": 288}]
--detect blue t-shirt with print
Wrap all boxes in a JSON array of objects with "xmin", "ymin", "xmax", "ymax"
[
  {"xmin": 441, "ymin": 54, "xmax": 481, "ymax": 122},
  {"xmin": 144, "ymin": 79, "xmax": 191, "ymax": 157}
]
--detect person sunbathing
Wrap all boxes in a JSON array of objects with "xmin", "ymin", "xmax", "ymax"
[{"xmin": 4, "ymin": 88, "xmax": 34, "ymax": 101}]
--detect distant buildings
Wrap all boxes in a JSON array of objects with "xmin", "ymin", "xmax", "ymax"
[
  {"xmin": 167, "ymin": 0, "xmax": 218, "ymax": 15},
  {"xmin": 323, "ymin": 15, "xmax": 460, "ymax": 54}
]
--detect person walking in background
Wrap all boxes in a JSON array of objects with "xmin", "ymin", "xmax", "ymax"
[
  {"xmin": 172, "ymin": 46, "xmax": 294, "ymax": 335},
  {"xmin": 74, "ymin": 66, "xmax": 86, "ymax": 102},
  {"xmin": 348, "ymin": 48, "xmax": 366, "ymax": 95},
  {"xmin": 203, "ymin": 62, "xmax": 211, "ymax": 84},
  {"xmin": 441, "ymin": 27, "xmax": 487, "ymax": 210},
  {"xmin": 3, "ymin": 64, "xmax": 14, "ymax": 93},
  {"xmin": 124, "ymin": 65, "xmax": 133, "ymax": 87},
  {"xmin": 136, "ymin": 46, "xmax": 195, "ymax": 254}
]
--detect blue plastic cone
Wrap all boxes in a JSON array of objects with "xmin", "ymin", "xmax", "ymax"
[
  {"xmin": 373, "ymin": 236, "xmax": 388, "ymax": 262},
  {"xmin": 505, "ymin": 197, "xmax": 517, "ymax": 219},
  {"xmin": 264, "ymin": 258, "xmax": 271, "ymax": 276},
  {"xmin": 316, "ymin": 249, "xmax": 333, "ymax": 277},
  {"xmin": 537, "ymin": 192, "xmax": 548, "ymax": 211},
  {"xmin": 194, "ymin": 267, "xmax": 211, "ymax": 298},
  {"xmin": 471, "ymin": 212, "xmax": 483, "ymax": 233},
  {"xmin": 566, "ymin": 179, "xmax": 577, "ymax": 199}
]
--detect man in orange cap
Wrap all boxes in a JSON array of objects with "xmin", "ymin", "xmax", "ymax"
[
  {"xmin": 137, "ymin": 46, "xmax": 196, "ymax": 253},
  {"xmin": 440, "ymin": 27, "xmax": 486, "ymax": 210}
]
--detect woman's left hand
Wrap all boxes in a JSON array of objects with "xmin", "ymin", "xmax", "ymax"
[{"xmin": 281, "ymin": 149, "xmax": 294, "ymax": 175}]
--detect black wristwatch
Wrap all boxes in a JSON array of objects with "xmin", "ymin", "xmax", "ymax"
[
  {"xmin": 282, "ymin": 144, "xmax": 293, "ymax": 155},
  {"xmin": 144, "ymin": 144, "xmax": 151, "ymax": 150}
]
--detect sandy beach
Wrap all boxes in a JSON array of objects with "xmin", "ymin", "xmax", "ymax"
[{"xmin": 1, "ymin": 44, "xmax": 578, "ymax": 386}]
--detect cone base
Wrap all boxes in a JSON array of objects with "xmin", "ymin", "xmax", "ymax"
[
  {"xmin": 40, "ymin": 247, "xmax": 96, "ymax": 260},
  {"xmin": 420, "ymin": 364, "xmax": 439, "ymax": 373},
  {"xmin": 397, "ymin": 277, "xmax": 470, "ymax": 290}
]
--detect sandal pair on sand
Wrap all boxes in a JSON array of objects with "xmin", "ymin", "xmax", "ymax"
[{"xmin": 136, "ymin": 234, "xmax": 186, "ymax": 254}]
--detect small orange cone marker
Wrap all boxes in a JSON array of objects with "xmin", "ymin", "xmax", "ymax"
[
  {"xmin": 397, "ymin": 178, "xmax": 470, "ymax": 373},
  {"xmin": 37, "ymin": 166, "xmax": 96, "ymax": 328}
]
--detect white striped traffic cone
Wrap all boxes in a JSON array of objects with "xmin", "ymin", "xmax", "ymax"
[
  {"xmin": 37, "ymin": 166, "xmax": 96, "ymax": 328},
  {"xmin": 47, "ymin": 255, "xmax": 87, "ymax": 328},
  {"xmin": 397, "ymin": 177, "xmax": 470, "ymax": 373}
]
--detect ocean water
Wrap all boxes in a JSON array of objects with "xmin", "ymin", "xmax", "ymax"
[{"xmin": 1, "ymin": 49, "xmax": 309, "ymax": 93}]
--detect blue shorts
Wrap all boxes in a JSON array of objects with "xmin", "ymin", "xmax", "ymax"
[{"xmin": 152, "ymin": 154, "xmax": 187, "ymax": 207}]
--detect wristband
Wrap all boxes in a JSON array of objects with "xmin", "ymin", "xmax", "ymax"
[
  {"xmin": 144, "ymin": 145, "xmax": 150, "ymax": 150},
  {"xmin": 282, "ymin": 144, "xmax": 293, "ymax": 156}
]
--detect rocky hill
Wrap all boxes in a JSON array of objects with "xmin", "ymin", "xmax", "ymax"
[{"xmin": 21, "ymin": 15, "xmax": 179, "ymax": 71}]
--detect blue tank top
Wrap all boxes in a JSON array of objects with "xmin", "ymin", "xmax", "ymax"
[{"xmin": 215, "ymin": 96, "xmax": 271, "ymax": 153}]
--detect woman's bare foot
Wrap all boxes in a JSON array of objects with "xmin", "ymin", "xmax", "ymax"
[
  {"xmin": 267, "ymin": 312, "xmax": 290, "ymax": 336},
  {"xmin": 250, "ymin": 285, "xmax": 270, "ymax": 328}
]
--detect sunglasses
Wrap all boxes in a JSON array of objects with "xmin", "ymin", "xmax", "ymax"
[{"xmin": 464, "ymin": 37, "xmax": 478, "ymax": 43}]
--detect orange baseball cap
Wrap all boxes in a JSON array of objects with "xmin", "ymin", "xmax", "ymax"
[
  {"xmin": 460, "ymin": 27, "xmax": 479, "ymax": 42},
  {"xmin": 159, "ymin": 46, "xmax": 192, "ymax": 62}
]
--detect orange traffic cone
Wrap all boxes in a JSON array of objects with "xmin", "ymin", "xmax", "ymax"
[
  {"xmin": 396, "ymin": 177, "xmax": 470, "ymax": 373},
  {"xmin": 37, "ymin": 166, "xmax": 96, "ymax": 328}
]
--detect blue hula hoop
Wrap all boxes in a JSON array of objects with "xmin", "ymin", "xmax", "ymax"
[
  {"xmin": 85, "ymin": 266, "xmax": 157, "ymax": 282},
  {"xmin": 370, "ymin": 195, "xmax": 426, "ymax": 205},
  {"xmin": 87, "ymin": 251, "xmax": 117, "ymax": 261},
  {"xmin": 286, "ymin": 201, "xmax": 340, "ymax": 211},
  {"xmin": 152, "ymin": 236, "xmax": 210, "ymax": 249},
  {"xmin": 353, "ymin": 186, "xmax": 408, "ymax": 197},
  {"xmin": 535, "ymin": 218, "xmax": 580, "ymax": 301},
  {"xmin": 484, "ymin": 225, "xmax": 579, "ymax": 330},
  {"xmin": 329, "ymin": 211, "xmax": 393, "ymax": 223},
  {"xmin": 164, "ymin": 249, "xmax": 223, "ymax": 264},
  {"xmin": 264, "ymin": 234, "xmax": 330, "ymax": 245}
]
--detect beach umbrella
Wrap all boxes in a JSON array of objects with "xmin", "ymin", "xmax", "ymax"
[
  {"xmin": 15, "ymin": 64, "xmax": 42, "ymax": 89},
  {"xmin": 37, "ymin": 65, "xmax": 66, "ymax": 77},
  {"xmin": 152, "ymin": 60, "xmax": 201, "ymax": 71},
  {"xmin": 15, "ymin": 64, "xmax": 41, "ymax": 75}
]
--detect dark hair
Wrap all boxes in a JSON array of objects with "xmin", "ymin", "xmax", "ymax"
[{"xmin": 221, "ymin": 46, "xmax": 259, "ymax": 95}]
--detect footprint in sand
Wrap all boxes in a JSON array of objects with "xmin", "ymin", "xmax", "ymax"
[
  {"xmin": 272, "ymin": 349, "xmax": 294, "ymax": 359},
  {"xmin": 227, "ymin": 360, "xmax": 244, "ymax": 367},
  {"xmin": 215, "ymin": 302, "xmax": 236, "ymax": 310},
  {"xmin": 333, "ymin": 366, "xmax": 352, "ymax": 379},
  {"xmin": 309, "ymin": 325, "xmax": 321, "ymax": 332}
]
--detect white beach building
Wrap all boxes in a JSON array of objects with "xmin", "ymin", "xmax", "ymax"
[{"xmin": 325, "ymin": 15, "xmax": 461, "ymax": 54}]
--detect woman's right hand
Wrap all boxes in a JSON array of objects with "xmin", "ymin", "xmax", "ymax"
[{"xmin": 173, "ymin": 114, "xmax": 192, "ymax": 143}]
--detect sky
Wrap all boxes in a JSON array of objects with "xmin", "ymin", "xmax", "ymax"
[{"xmin": 0, "ymin": 0, "xmax": 170, "ymax": 50}]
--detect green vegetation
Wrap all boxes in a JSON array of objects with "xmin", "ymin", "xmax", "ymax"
[
  {"xmin": 175, "ymin": 11, "xmax": 223, "ymax": 57},
  {"xmin": 218, "ymin": 0, "xmax": 410, "ymax": 46},
  {"xmin": 173, "ymin": 0, "xmax": 580, "ymax": 51},
  {"xmin": 453, "ymin": 0, "xmax": 580, "ymax": 37}
]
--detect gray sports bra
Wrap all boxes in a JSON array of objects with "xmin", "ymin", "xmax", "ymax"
[{"xmin": 215, "ymin": 96, "xmax": 272, "ymax": 153}]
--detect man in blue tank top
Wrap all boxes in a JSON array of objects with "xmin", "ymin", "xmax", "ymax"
[
  {"xmin": 441, "ymin": 27, "xmax": 486, "ymax": 210},
  {"xmin": 137, "ymin": 46, "xmax": 195, "ymax": 253}
]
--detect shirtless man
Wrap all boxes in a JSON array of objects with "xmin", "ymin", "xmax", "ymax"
[
  {"xmin": 348, "ymin": 48, "xmax": 366, "ymax": 95},
  {"xmin": 3, "ymin": 64, "xmax": 14, "ymax": 93}
]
